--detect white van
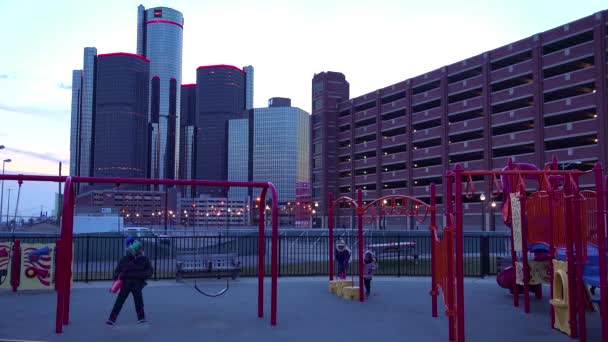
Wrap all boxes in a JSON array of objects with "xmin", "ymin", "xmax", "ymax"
[{"xmin": 121, "ymin": 227, "xmax": 156, "ymax": 238}]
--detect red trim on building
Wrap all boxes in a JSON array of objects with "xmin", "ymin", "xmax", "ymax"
[
  {"xmin": 97, "ymin": 52, "xmax": 150, "ymax": 63},
  {"xmin": 152, "ymin": 76, "xmax": 160, "ymax": 79},
  {"xmin": 145, "ymin": 19, "xmax": 183, "ymax": 28},
  {"xmin": 182, "ymin": 84, "xmax": 196, "ymax": 87},
  {"xmin": 197, "ymin": 64, "xmax": 244, "ymax": 73}
]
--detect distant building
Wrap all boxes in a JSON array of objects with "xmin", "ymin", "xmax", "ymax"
[
  {"xmin": 92, "ymin": 53, "xmax": 150, "ymax": 189},
  {"xmin": 228, "ymin": 98, "xmax": 311, "ymax": 226},
  {"xmin": 137, "ymin": 5, "xmax": 184, "ymax": 182},
  {"xmin": 178, "ymin": 194, "xmax": 248, "ymax": 227},
  {"xmin": 195, "ymin": 65, "xmax": 247, "ymax": 196},
  {"xmin": 312, "ymin": 10, "xmax": 608, "ymax": 231}
]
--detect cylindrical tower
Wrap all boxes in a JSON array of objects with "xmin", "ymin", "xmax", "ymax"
[
  {"xmin": 93, "ymin": 53, "xmax": 150, "ymax": 190},
  {"xmin": 196, "ymin": 65, "xmax": 246, "ymax": 196},
  {"xmin": 137, "ymin": 5, "xmax": 183, "ymax": 182}
]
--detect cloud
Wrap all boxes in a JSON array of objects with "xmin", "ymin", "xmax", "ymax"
[
  {"xmin": 0, "ymin": 103, "xmax": 69, "ymax": 118},
  {"xmin": 0, "ymin": 75, "xmax": 7, "ymax": 79},
  {"xmin": 5, "ymin": 147, "xmax": 68, "ymax": 164},
  {"xmin": 58, "ymin": 82, "xmax": 72, "ymax": 90}
]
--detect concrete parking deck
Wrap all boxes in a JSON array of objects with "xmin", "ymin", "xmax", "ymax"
[{"xmin": 0, "ymin": 277, "xmax": 602, "ymax": 342}]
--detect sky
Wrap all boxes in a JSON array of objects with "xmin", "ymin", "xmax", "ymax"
[{"xmin": 0, "ymin": 0, "xmax": 606, "ymax": 217}]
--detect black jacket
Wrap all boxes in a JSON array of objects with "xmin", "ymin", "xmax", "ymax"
[{"xmin": 113, "ymin": 254, "xmax": 154, "ymax": 281}]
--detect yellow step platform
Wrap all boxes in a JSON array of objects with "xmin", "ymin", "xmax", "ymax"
[
  {"xmin": 342, "ymin": 286, "xmax": 360, "ymax": 300},
  {"xmin": 329, "ymin": 279, "xmax": 353, "ymax": 295}
]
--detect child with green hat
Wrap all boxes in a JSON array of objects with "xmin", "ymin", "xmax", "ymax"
[{"xmin": 106, "ymin": 237, "xmax": 154, "ymax": 325}]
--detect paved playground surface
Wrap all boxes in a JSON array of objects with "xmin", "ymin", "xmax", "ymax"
[{"xmin": 0, "ymin": 277, "xmax": 602, "ymax": 342}]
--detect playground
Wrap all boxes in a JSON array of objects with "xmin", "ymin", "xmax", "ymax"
[
  {"xmin": 0, "ymin": 277, "xmax": 603, "ymax": 342},
  {"xmin": 1, "ymin": 158, "xmax": 607, "ymax": 341}
]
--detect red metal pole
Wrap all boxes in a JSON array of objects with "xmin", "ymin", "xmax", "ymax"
[
  {"xmin": 62, "ymin": 179, "xmax": 75, "ymax": 326},
  {"xmin": 258, "ymin": 187, "xmax": 268, "ymax": 319},
  {"xmin": 328, "ymin": 192, "xmax": 334, "ymax": 281},
  {"xmin": 445, "ymin": 172, "xmax": 456, "ymax": 342},
  {"xmin": 548, "ymin": 180, "xmax": 556, "ymax": 329},
  {"xmin": 430, "ymin": 183, "xmax": 438, "ymax": 318},
  {"xmin": 520, "ymin": 185, "xmax": 530, "ymax": 314},
  {"xmin": 10, "ymin": 240, "xmax": 20, "ymax": 292},
  {"xmin": 55, "ymin": 239, "xmax": 63, "ymax": 334},
  {"xmin": 564, "ymin": 174, "xmax": 578, "ymax": 338},
  {"xmin": 270, "ymin": 184, "xmax": 279, "ymax": 326},
  {"xmin": 357, "ymin": 189, "xmax": 364, "ymax": 303},
  {"xmin": 572, "ymin": 175, "xmax": 586, "ymax": 342},
  {"xmin": 602, "ymin": 173, "xmax": 608, "ymax": 342},
  {"xmin": 453, "ymin": 165, "xmax": 465, "ymax": 342}
]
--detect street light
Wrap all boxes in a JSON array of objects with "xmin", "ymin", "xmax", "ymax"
[
  {"xmin": 480, "ymin": 193, "xmax": 486, "ymax": 231},
  {"xmin": 1, "ymin": 158, "xmax": 12, "ymax": 229}
]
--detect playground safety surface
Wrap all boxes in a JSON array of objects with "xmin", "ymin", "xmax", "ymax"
[{"xmin": 0, "ymin": 277, "xmax": 602, "ymax": 342}]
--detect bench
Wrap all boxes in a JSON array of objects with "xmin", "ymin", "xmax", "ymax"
[{"xmin": 176, "ymin": 252, "xmax": 241, "ymax": 280}]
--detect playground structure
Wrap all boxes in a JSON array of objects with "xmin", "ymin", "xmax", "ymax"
[
  {"xmin": 0, "ymin": 241, "xmax": 57, "ymax": 291},
  {"xmin": 444, "ymin": 161, "xmax": 607, "ymax": 342},
  {"xmin": 0, "ymin": 174, "xmax": 281, "ymax": 334},
  {"xmin": 326, "ymin": 188, "xmax": 434, "ymax": 303}
]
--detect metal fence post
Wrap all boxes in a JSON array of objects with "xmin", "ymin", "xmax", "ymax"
[
  {"xmin": 154, "ymin": 236, "xmax": 158, "ymax": 280},
  {"xmin": 85, "ymin": 236, "xmax": 90, "ymax": 283},
  {"xmin": 480, "ymin": 235, "xmax": 490, "ymax": 277},
  {"xmin": 397, "ymin": 236, "xmax": 401, "ymax": 277}
]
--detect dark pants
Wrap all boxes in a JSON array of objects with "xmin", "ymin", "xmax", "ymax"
[
  {"xmin": 337, "ymin": 262, "xmax": 348, "ymax": 278},
  {"xmin": 109, "ymin": 280, "xmax": 145, "ymax": 321},
  {"xmin": 364, "ymin": 278, "xmax": 372, "ymax": 295}
]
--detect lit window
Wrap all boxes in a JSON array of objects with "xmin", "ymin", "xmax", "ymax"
[{"xmin": 154, "ymin": 9, "xmax": 162, "ymax": 17}]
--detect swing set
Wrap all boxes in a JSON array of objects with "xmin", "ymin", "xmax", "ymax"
[{"xmin": 0, "ymin": 174, "xmax": 281, "ymax": 334}]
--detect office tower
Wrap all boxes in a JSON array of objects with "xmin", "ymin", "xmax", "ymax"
[
  {"xmin": 313, "ymin": 10, "xmax": 608, "ymax": 230},
  {"xmin": 179, "ymin": 84, "xmax": 196, "ymax": 197},
  {"xmin": 70, "ymin": 47, "xmax": 98, "ymax": 179},
  {"xmin": 196, "ymin": 65, "xmax": 246, "ymax": 196},
  {"xmin": 244, "ymin": 65, "xmax": 254, "ymax": 110},
  {"xmin": 227, "ymin": 98, "xmax": 311, "ymax": 225},
  {"xmin": 310, "ymin": 72, "xmax": 350, "ymax": 226},
  {"xmin": 137, "ymin": 5, "xmax": 184, "ymax": 182},
  {"xmin": 92, "ymin": 53, "xmax": 150, "ymax": 189}
]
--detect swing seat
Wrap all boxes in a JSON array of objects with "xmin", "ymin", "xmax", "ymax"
[{"xmin": 176, "ymin": 252, "xmax": 241, "ymax": 280}]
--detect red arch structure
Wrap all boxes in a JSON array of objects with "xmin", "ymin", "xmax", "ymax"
[
  {"xmin": 327, "ymin": 187, "xmax": 436, "ymax": 304},
  {"xmin": 0, "ymin": 174, "xmax": 281, "ymax": 334}
]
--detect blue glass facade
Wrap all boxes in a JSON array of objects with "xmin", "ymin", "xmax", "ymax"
[
  {"xmin": 69, "ymin": 69, "xmax": 82, "ymax": 177},
  {"xmin": 243, "ymin": 65, "xmax": 254, "ymax": 110},
  {"xmin": 227, "ymin": 119, "xmax": 250, "ymax": 202},
  {"xmin": 92, "ymin": 53, "xmax": 150, "ymax": 190},
  {"xmin": 137, "ymin": 5, "xmax": 184, "ymax": 182}
]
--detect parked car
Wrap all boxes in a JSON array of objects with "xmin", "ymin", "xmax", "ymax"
[{"xmin": 121, "ymin": 227, "xmax": 171, "ymax": 245}]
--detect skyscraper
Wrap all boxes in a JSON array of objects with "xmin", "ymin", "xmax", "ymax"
[
  {"xmin": 92, "ymin": 53, "xmax": 150, "ymax": 189},
  {"xmin": 310, "ymin": 72, "xmax": 349, "ymax": 226},
  {"xmin": 70, "ymin": 47, "xmax": 98, "ymax": 180},
  {"xmin": 243, "ymin": 65, "xmax": 254, "ymax": 110},
  {"xmin": 137, "ymin": 5, "xmax": 184, "ymax": 182},
  {"xmin": 195, "ymin": 65, "xmax": 246, "ymax": 196},
  {"xmin": 227, "ymin": 98, "xmax": 311, "ymax": 225},
  {"xmin": 179, "ymin": 84, "xmax": 196, "ymax": 196}
]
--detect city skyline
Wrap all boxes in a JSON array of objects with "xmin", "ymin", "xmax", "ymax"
[{"xmin": 0, "ymin": 0, "xmax": 607, "ymax": 216}]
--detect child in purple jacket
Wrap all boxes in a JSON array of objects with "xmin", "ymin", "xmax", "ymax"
[
  {"xmin": 335, "ymin": 240, "xmax": 351, "ymax": 279},
  {"xmin": 363, "ymin": 250, "xmax": 378, "ymax": 297}
]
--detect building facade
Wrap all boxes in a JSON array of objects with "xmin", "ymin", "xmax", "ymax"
[
  {"xmin": 70, "ymin": 47, "xmax": 98, "ymax": 183},
  {"xmin": 244, "ymin": 65, "xmax": 254, "ymax": 110},
  {"xmin": 195, "ymin": 65, "xmax": 247, "ymax": 196},
  {"xmin": 227, "ymin": 98, "xmax": 311, "ymax": 226},
  {"xmin": 92, "ymin": 53, "xmax": 150, "ymax": 189},
  {"xmin": 137, "ymin": 5, "xmax": 184, "ymax": 182},
  {"xmin": 179, "ymin": 195, "xmax": 248, "ymax": 227},
  {"xmin": 313, "ymin": 10, "xmax": 608, "ymax": 230},
  {"xmin": 179, "ymin": 84, "xmax": 196, "ymax": 191}
]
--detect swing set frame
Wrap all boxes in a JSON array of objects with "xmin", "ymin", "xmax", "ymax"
[{"xmin": 0, "ymin": 174, "xmax": 281, "ymax": 334}]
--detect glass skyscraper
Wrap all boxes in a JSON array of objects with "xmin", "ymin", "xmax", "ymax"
[
  {"xmin": 252, "ymin": 99, "xmax": 310, "ymax": 203},
  {"xmin": 137, "ymin": 5, "xmax": 184, "ymax": 182},
  {"xmin": 69, "ymin": 47, "xmax": 97, "ymax": 191},
  {"xmin": 227, "ymin": 98, "xmax": 310, "ymax": 208},
  {"xmin": 196, "ymin": 65, "xmax": 246, "ymax": 196},
  {"xmin": 92, "ymin": 53, "xmax": 150, "ymax": 189}
]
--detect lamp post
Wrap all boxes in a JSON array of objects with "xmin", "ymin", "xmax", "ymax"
[
  {"xmin": 314, "ymin": 201, "xmax": 319, "ymax": 228},
  {"xmin": 1, "ymin": 158, "xmax": 12, "ymax": 229},
  {"xmin": 490, "ymin": 200, "xmax": 497, "ymax": 231},
  {"xmin": 480, "ymin": 193, "xmax": 486, "ymax": 231}
]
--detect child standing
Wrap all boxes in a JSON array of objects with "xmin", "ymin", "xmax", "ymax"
[
  {"xmin": 107, "ymin": 238, "xmax": 154, "ymax": 325},
  {"xmin": 363, "ymin": 250, "xmax": 378, "ymax": 297},
  {"xmin": 335, "ymin": 240, "xmax": 351, "ymax": 280}
]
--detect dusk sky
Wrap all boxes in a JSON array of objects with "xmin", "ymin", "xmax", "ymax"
[{"xmin": 0, "ymin": 0, "xmax": 606, "ymax": 216}]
